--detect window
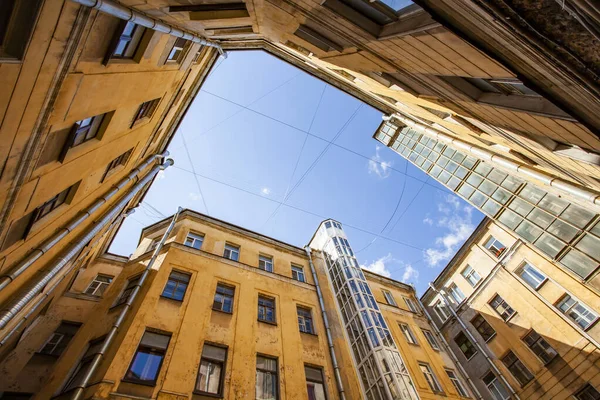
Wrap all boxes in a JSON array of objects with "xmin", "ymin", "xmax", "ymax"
[
  {"xmin": 0, "ymin": 0, "xmax": 43, "ymax": 60},
  {"xmin": 213, "ymin": 283, "xmax": 235, "ymax": 313},
  {"xmin": 104, "ymin": 21, "xmax": 145, "ymax": 64},
  {"xmin": 517, "ymin": 262, "xmax": 546, "ymax": 289},
  {"xmin": 403, "ymin": 296, "xmax": 418, "ymax": 313},
  {"xmin": 297, "ymin": 306, "xmax": 315, "ymax": 334},
  {"xmin": 83, "ymin": 274, "xmax": 113, "ymax": 297},
  {"xmin": 63, "ymin": 114, "xmax": 105, "ymax": 155},
  {"xmin": 161, "ymin": 270, "xmax": 190, "ymax": 301},
  {"xmin": 115, "ymin": 275, "xmax": 140, "ymax": 307},
  {"xmin": 489, "ymin": 294, "xmax": 516, "ymax": 321},
  {"xmin": 447, "ymin": 283, "xmax": 465, "ymax": 304},
  {"xmin": 291, "ymin": 265, "xmax": 305, "ymax": 282},
  {"xmin": 557, "ymin": 295, "xmax": 598, "ymax": 330},
  {"xmin": 102, "ymin": 149, "xmax": 132, "ymax": 181},
  {"xmin": 166, "ymin": 38, "xmax": 189, "ymax": 63},
  {"xmin": 574, "ymin": 384, "xmax": 600, "ymax": 400},
  {"xmin": 433, "ymin": 300, "xmax": 451, "ymax": 322},
  {"xmin": 192, "ymin": 48, "xmax": 203, "ymax": 64},
  {"xmin": 259, "ymin": 255, "xmax": 273, "ymax": 272},
  {"xmin": 148, "ymin": 238, "xmax": 159, "ymax": 253},
  {"xmin": 501, "ymin": 350, "xmax": 533, "ymax": 386},
  {"xmin": 258, "ymin": 295, "xmax": 276, "ymax": 324},
  {"xmin": 256, "ymin": 355, "xmax": 278, "ymax": 400},
  {"xmin": 484, "ymin": 237, "xmax": 506, "ymax": 257},
  {"xmin": 446, "ymin": 369, "xmax": 469, "ymax": 397},
  {"xmin": 482, "ymin": 371, "xmax": 510, "ymax": 400},
  {"xmin": 522, "ymin": 330, "xmax": 557, "ymax": 364},
  {"xmin": 465, "ymin": 78, "xmax": 539, "ymax": 96},
  {"xmin": 382, "ymin": 289, "xmax": 397, "ymax": 306},
  {"xmin": 471, "ymin": 314, "xmax": 496, "ymax": 342},
  {"xmin": 305, "ymin": 365, "xmax": 327, "ymax": 400},
  {"xmin": 399, "ymin": 323, "xmax": 418, "ymax": 345},
  {"xmin": 455, "ymin": 331, "xmax": 477, "ymax": 360},
  {"xmin": 39, "ymin": 321, "xmax": 80, "ymax": 356},
  {"xmin": 195, "ymin": 344, "xmax": 227, "ymax": 396},
  {"xmin": 184, "ymin": 232, "xmax": 204, "ymax": 249},
  {"xmin": 461, "ymin": 265, "xmax": 481, "ymax": 287},
  {"xmin": 132, "ymin": 98, "xmax": 160, "ymax": 126},
  {"xmin": 124, "ymin": 331, "xmax": 170, "ymax": 385},
  {"xmin": 419, "ymin": 362, "xmax": 443, "ymax": 393},
  {"xmin": 421, "ymin": 329, "xmax": 440, "ymax": 351},
  {"xmin": 31, "ymin": 185, "xmax": 73, "ymax": 225},
  {"xmin": 63, "ymin": 336, "xmax": 105, "ymax": 392},
  {"xmin": 223, "ymin": 244, "xmax": 240, "ymax": 261}
]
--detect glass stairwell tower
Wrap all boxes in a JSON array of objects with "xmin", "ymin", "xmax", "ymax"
[{"xmin": 309, "ymin": 220, "xmax": 419, "ymax": 400}]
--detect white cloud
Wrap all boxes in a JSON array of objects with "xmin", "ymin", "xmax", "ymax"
[
  {"xmin": 360, "ymin": 253, "xmax": 393, "ymax": 277},
  {"xmin": 423, "ymin": 217, "xmax": 433, "ymax": 226},
  {"xmin": 261, "ymin": 187, "xmax": 271, "ymax": 196},
  {"xmin": 188, "ymin": 192, "xmax": 201, "ymax": 201},
  {"xmin": 368, "ymin": 146, "xmax": 393, "ymax": 179},
  {"xmin": 401, "ymin": 264, "xmax": 419, "ymax": 283},
  {"xmin": 424, "ymin": 195, "xmax": 475, "ymax": 267}
]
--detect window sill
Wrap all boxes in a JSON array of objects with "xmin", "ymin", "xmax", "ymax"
[
  {"xmin": 258, "ymin": 319, "xmax": 277, "ymax": 326},
  {"xmin": 121, "ymin": 378, "xmax": 157, "ymax": 387},
  {"xmin": 484, "ymin": 333, "xmax": 497, "ymax": 343},
  {"xmin": 109, "ymin": 302, "xmax": 127, "ymax": 312},
  {"xmin": 160, "ymin": 295, "xmax": 184, "ymax": 303},
  {"xmin": 34, "ymin": 352, "xmax": 60, "ymax": 359},
  {"xmin": 212, "ymin": 307, "xmax": 233, "ymax": 315},
  {"xmin": 300, "ymin": 330, "xmax": 318, "ymax": 337},
  {"xmin": 465, "ymin": 352, "xmax": 479, "ymax": 362},
  {"xmin": 193, "ymin": 390, "xmax": 223, "ymax": 398}
]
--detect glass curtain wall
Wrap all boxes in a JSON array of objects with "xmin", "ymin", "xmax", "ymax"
[
  {"xmin": 321, "ymin": 221, "xmax": 419, "ymax": 400},
  {"xmin": 375, "ymin": 122, "xmax": 600, "ymax": 281}
]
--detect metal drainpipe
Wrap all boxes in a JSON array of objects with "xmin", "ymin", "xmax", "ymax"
[
  {"xmin": 70, "ymin": 0, "xmax": 226, "ymax": 57},
  {"xmin": 414, "ymin": 296, "xmax": 483, "ymax": 400},
  {"xmin": 304, "ymin": 247, "xmax": 346, "ymax": 400},
  {"xmin": 0, "ymin": 208, "xmax": 137, "ymax": 346},
  {"xmin": 0, "ymin": 151, "xmax": 169, "ymax": 292},
  {"xmin": 385, "ymin": 114, "xmax": 600, "ymax": 207},
  {"xmin": 70, "ymin": 206, "xmax": 182, "ymax": 400},
  {"xmin": 428, "ymin": 284, "xmax": 520, "ymax": 400},
  {"xmin": 0, "ymin": 158, "xmax": 174, "ymax": 330}
]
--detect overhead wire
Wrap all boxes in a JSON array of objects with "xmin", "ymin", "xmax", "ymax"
[
  {"xmin": 172, "ymin": 165, "xmax": 425, "ymax": 251},
  {"xmin": 181, "ymin": 132, "xmax": 211, "ymax": 216},
  {"xmin": 198, "ymin": 89, "xmax": 450, "ymax": 195}
]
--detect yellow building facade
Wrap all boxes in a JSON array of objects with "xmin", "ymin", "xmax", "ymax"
[
  {"xmin": 0, "ymin": 210, "xmax": 474, "ymax": 399},
  {"xmin": 422, "ymin": 217, "xmax": 600, "ymax": 399}
]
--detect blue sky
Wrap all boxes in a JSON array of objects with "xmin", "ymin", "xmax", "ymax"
[{"xmin": 109, "ymin": 51, "xmax": 484, "ymax": 294}]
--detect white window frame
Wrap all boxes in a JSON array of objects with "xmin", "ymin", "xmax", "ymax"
[
  {"xmin": 291, "ymin": 265, "xmax": 305, "ymax": 282},
  {"xmin": 484, "ymin": 236, "xmax": 506, "ymax": 258},
  {"xmin": 517, "ymin": 261, "xmax": 547, "ymax": 290},
  {"xmin": 399, "ymin": 323, "xmax": 418, "ymax": 345},
  {"xmin": 433, "ymin": 300, "xmax": 451, "ymax": 322},
  {"xmin": 446, "ymin": 369, "xmax": 469, "ymax": 397},
  {"xmin": 403, "ymin": 296, "xmax": 418, "ymax": 313},
  {"xmin": 483, "ymin": 371, "xmax": 511, "ymax": 400},
  {"xmin": 223, "ymin": 243, "xmax": 240, "ymax": 261},
  {"xmin": 447, "ymin": 283, "xmax": 466, "ymax": 304},
  {"xmin": 258, "ymin": 255, "xmax": 273, "ymax": 272},
  {"xmin": 83, "ymin": 274, "xmax": 113, "ymax": 297},
  {"xmin": 382, "ymin": 289, "xmax": 397, "ymax": 306},
  {"xmin": 556, "ymin": 294, "xmax": 598, "ymax": 330},
  {"xmin": 421, "ymin": 328, "xmax": 440, "ymax": 351},
  {"xmin": 419, "ymin": 362, "xmax": 443, "ymax": 393},
  {"xmin": 461, "ymin": 265, "xmax": 481, "ymax": 287},
  {"xmin": 184, "ymin": 232, "xmax": 204, "ymax": 250}
]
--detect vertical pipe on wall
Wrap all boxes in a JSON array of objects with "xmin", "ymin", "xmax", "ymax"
[
  {"xmin": 70, "ymin": 206, "xmax": 183, "ymax": 400},
  {"xmin": 305, "ymin": 247, "xmax": 347, "ymax": 400}
]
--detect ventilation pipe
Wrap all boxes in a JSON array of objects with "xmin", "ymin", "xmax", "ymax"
[
  {"xmin": 0, "ymin": 208, "xmax": 136, "ymax": 347},
  {"xmin": 414, "ymin": 296, "xmax": 483, "ymax": 400},
  {"xmin": 70, "ymin": 207, "xmax": 182, "ymax": 400},
  {"xmin": 0, "ymin": 151, "xmax": 169, "ymax": 292},
  {"xmin": 70, "ymin": 0, "xmax": 226, "ymax": 57},
  {"xmin": 304, "ymin": 247, "xmax": 346, "ymax": 400},
  {"xmin": 0, "ymin": 158, "xmax": 174, "ymax": 330},
  {"xmin": 386, "ymin": 114, "xmax": 600, "ymax": 207},
  {"xmin": 428, "ymin": 284, "xmax": 520, "ymax": 399}
]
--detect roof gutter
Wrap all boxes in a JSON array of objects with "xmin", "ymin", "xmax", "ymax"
[{"xmin": 70, "ymin": 0, "xmax": 226, "ymax": 57}]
